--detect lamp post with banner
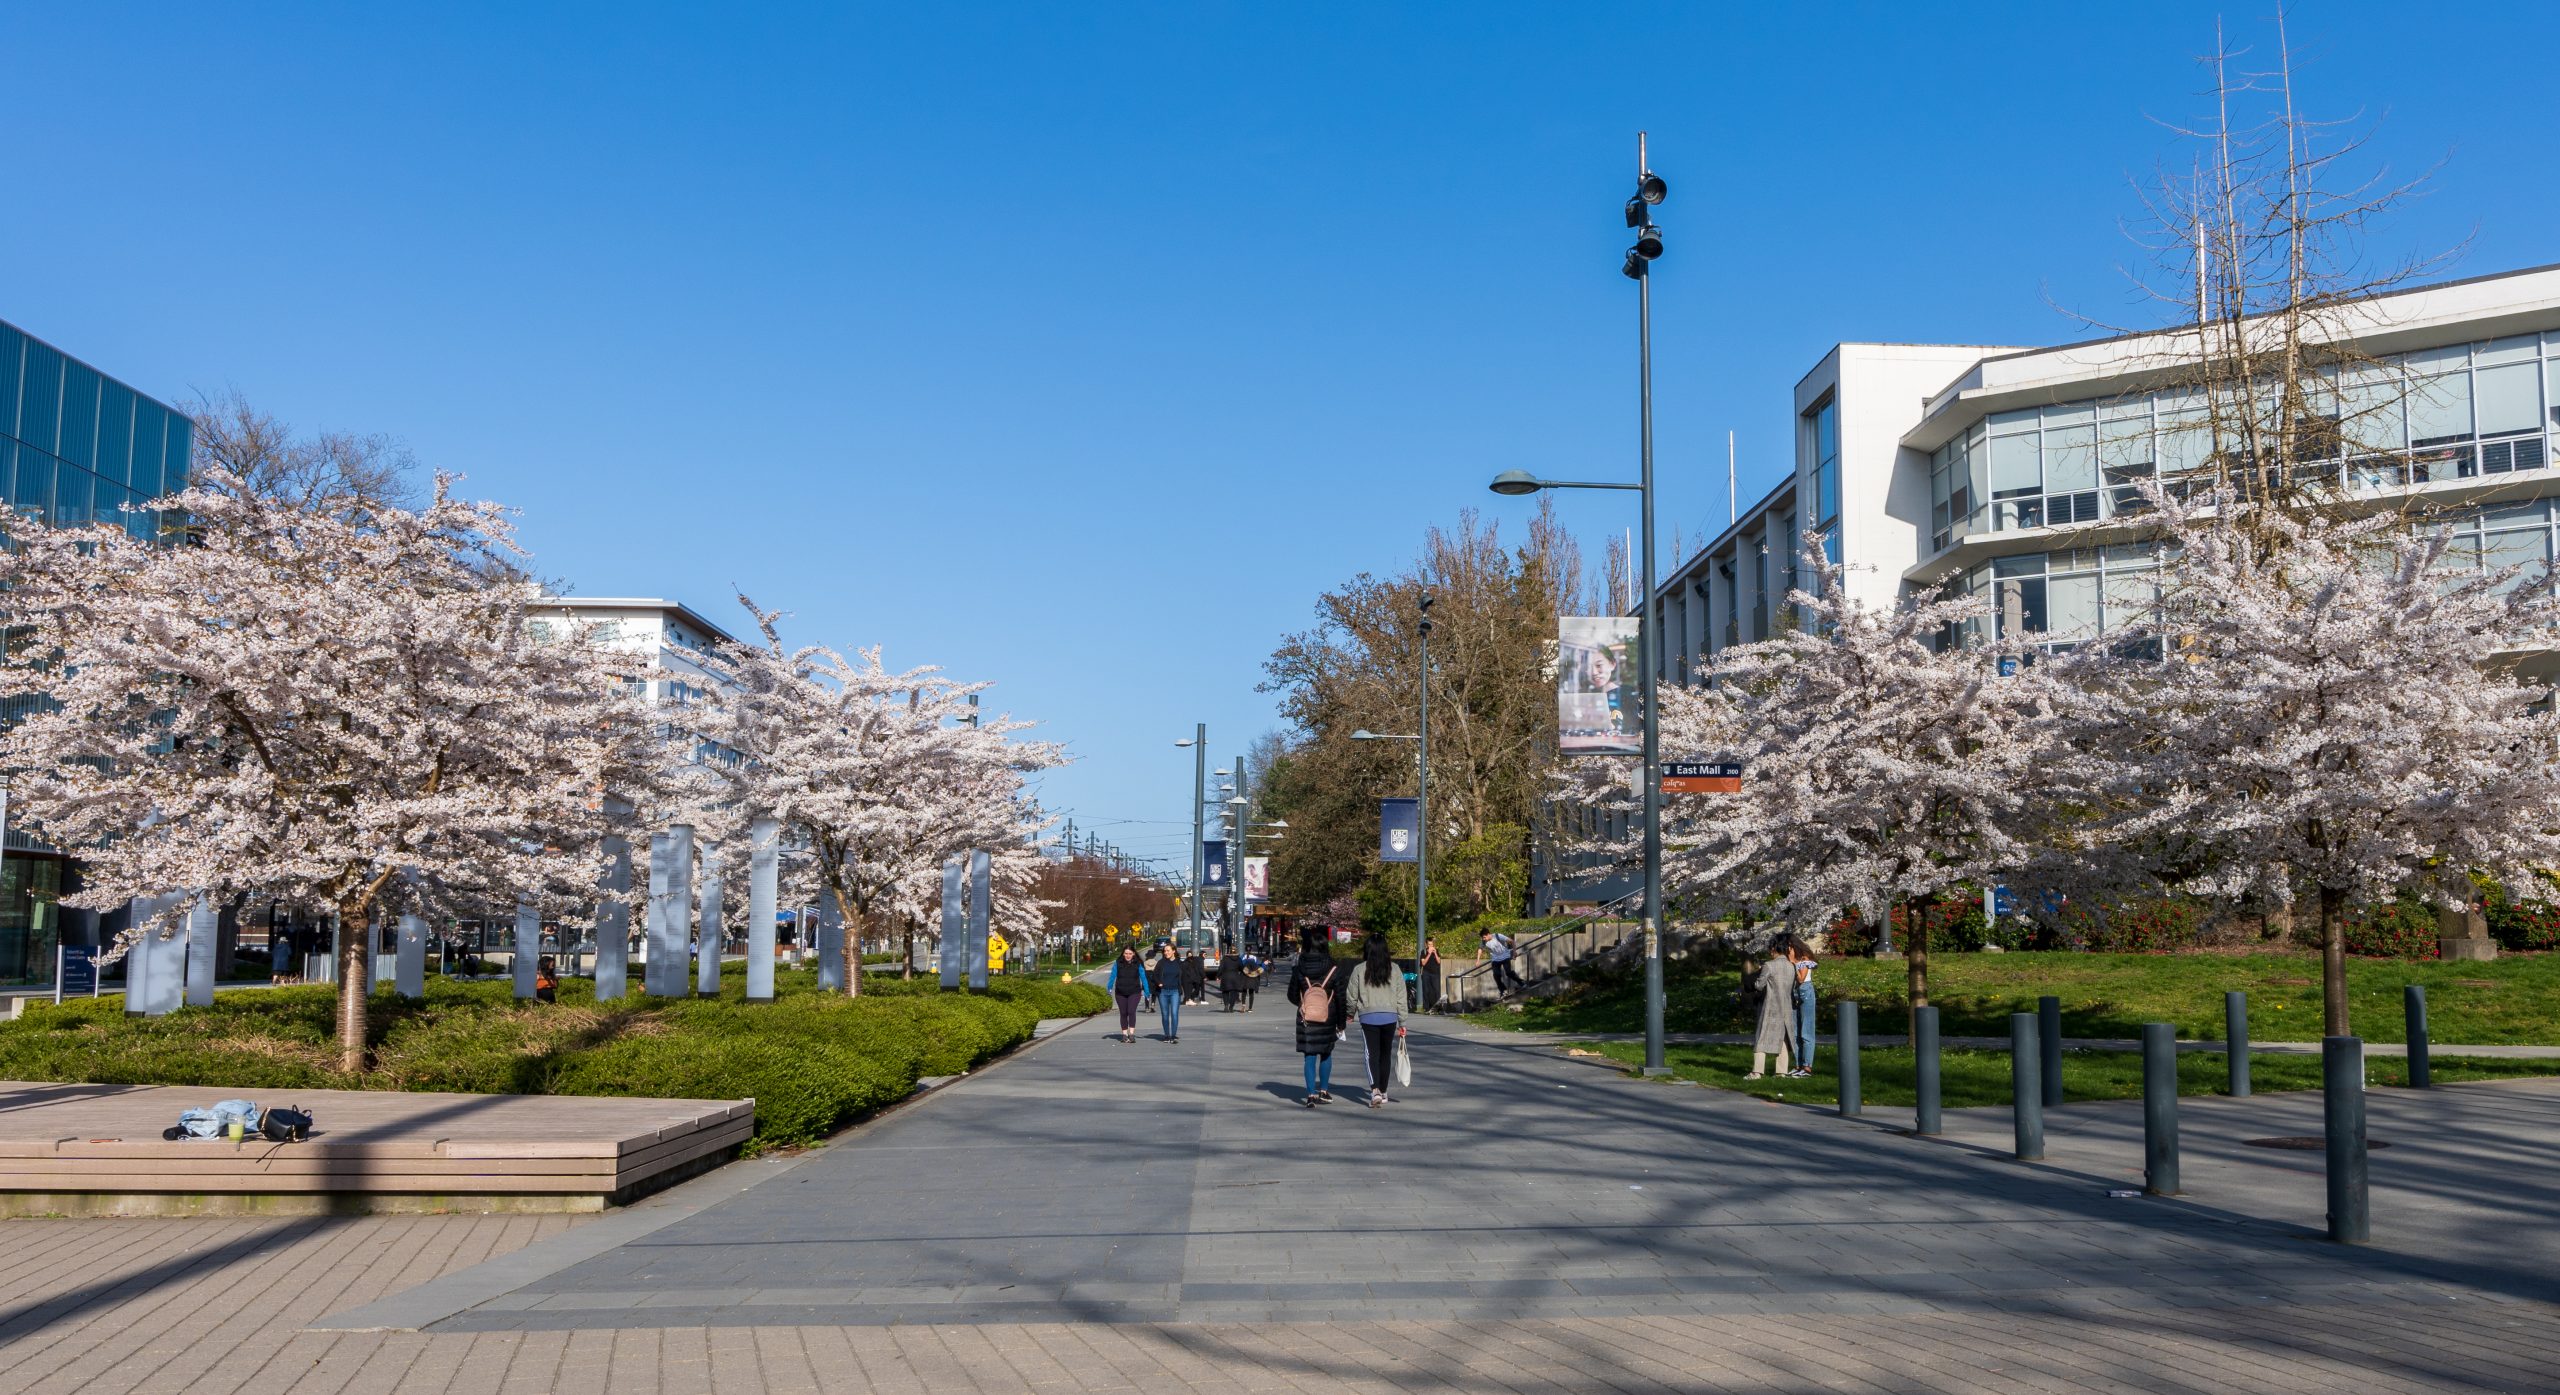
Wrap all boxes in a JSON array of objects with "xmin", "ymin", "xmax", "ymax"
[{"xmin": 1488, "ymin": 133, "xmax": 1672, "ymax": 1075}]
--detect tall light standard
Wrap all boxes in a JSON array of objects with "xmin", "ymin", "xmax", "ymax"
[
  {"xmin": 1352, "ymin": 715, "xmax": 1427, "ymax": 959},
  {"xmin": 1174, "ymin": 726, "xmax": 1206, "ymax": 944},
  {"xmin": 1487, "ymin": 134, "xmax": 1671, "ymax": 1076}
]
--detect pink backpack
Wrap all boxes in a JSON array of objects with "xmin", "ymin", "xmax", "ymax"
[{"xmin": 1298, "ymin": 965, "xmax": 1338, "ymax": 1024}]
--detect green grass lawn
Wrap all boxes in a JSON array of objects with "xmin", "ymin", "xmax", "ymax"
[
  {"xmin": 1477, "ymin": 949, "xmax": 2560, "ymax": 1045},
  {"xmin": 0, "ymin": 968, "xmax": 1107, "ymax": 1151},
  {"xmin": 1576, "ymin": 1040, "xmax": 2560, "ymax": 1108}
]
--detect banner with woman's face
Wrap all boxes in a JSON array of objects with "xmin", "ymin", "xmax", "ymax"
[{"xmin": 1558, "ymin": 616, "xmax": 1642, "ymax": 756}]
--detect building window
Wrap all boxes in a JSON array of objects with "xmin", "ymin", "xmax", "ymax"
[{"xmin": 1804, "ymin": 397, "xmax": 1840, "ymax": 526}]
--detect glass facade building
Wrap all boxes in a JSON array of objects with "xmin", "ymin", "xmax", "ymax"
[{"xmin": 0, "ymin": 317, "xmax": 193, "ymax": 986}]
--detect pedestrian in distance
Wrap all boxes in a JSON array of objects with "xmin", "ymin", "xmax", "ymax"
[
  {"xmin": 1157, "ymin": 948, "xmax": 1186, "ymax": 1042},
  {"xmin": 1481, "ymin": 927, "xmax": 1522, "ymax": 996},
  {"xmin": 1286, "ymin": 927, "xmax": 1348, "ymax": 1107},
  {"xmin": 1345, "ymin": 933, "xmax": 1408, "ymax": 1109},
  {"xmin": 1219, "ymin": 940, "xmax": 1247, "ymax": 1012},
  {"xmin": 1417, "ymin": 937, "xmax": 1442, "ymax": 1012},
  {"xmin": 1744, "ymin": 948, "xmax": 1795, "ymax": 1079},
  {"xmin": 534, "ymin": 955, "xmax": 560, "ymax": 1005},
  {"xmin": 1240, "ymin": 949, "xmax": 1264, "ymax": 1012},
  {"xmin": 1106, "ymin": 945, "xmax": 1152, "ymax": 1043},
  {"xmin": 1784, "ymin": 935, "xmax": 1818, "ymax": 1078},
  {"xmin": 1182, "ymin": 947, "xmax": 1207, "ymax": 1005}
]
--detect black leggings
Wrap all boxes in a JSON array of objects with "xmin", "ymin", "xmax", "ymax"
[
  {"xmin": 1116, "ymin": 993, "xmax": 1140, "ymax": 1029},
  {"xmin": 1363, "ymin": 1021, "xmax": 1399, "ymax": 1092}
]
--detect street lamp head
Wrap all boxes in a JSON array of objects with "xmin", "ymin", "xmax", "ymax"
[
  {"xmin": 1174, "ymin": 739, "xmax": 1196, "ymax": 748},
  {"xmin": 1623, "ymin": 195, "xmax": 1648, "ymax": 229},
  {"xmin": 1621, "ymin": 249, "xmax": 1648, "ymax": 280},
  {"xmin": 1633, "ymin": 224, "xmax": 1663, "ymax": 260},
  {"xmin": 1488, "ymin": 470, "xmax": 1543, "ymax": 497},
  {"xmin": 1637, "ymin": 170, "xmax": 1667, "ymax": 205}
]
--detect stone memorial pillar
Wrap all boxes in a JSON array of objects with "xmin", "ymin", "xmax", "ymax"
[
  {"xmin": 966, "ymin": 850, "xmax": 992, "ymax": 991},
  {"xmin": 395, "ymin": 911, "xmax": 428, "ymax": 1000},
  {"xmin": 125, "ymin": 894, "xmax": 184, "ymax": 1017},
  {"xmin": 595, "ymin": 834, "xmax": 633, "ymax": 999},
  {"xmin": 2438, "ymin": 905, "xmax": 2497, "ymax": 962},
  {"xmin": 939, "ymin": 858, "xmax": 965, "ymax": 990},
  {"xmin": 697, "ymin": 846, "xmax": 724, "ymax": 998},
  {"xmin": 184, "ymin": 895, "xmax": 219, "ymax": 1007},
  {"xmin": 513, "ymin": 901, "xmax": 541, "ymax": 999},
  {"xmin": 646, "ymin": 825, "xmax": 695, "ymax": 998},
  {"xmin": 746, "ymin": 819, "xmax": 778, "ymax": 1000},
  {"xmin": 815, "ymin": 893, "xmax": 845, "ymax": 991}
]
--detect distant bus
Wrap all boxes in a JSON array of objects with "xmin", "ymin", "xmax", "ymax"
[{"xmin": 1167, "ymin": 920, "xmax": 1222, "ymax": 968}]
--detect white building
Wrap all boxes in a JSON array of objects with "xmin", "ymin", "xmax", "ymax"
[
  {"xmin": 1653, "ymin": 262, "xmax": 2560, "ymax": 683},
  {"xmin": 526, "ymin": 596, "xmax": 741, "ymax": 763}
]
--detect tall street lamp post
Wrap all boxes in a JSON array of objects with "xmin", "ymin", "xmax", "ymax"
[
  {"xmin": 1174, "ymin": 726, "xmax": 1206, "ymax": 943},
  {"xmin": 1488, "ymin": 133, "xmax": 1671, "ymax": 1076}
]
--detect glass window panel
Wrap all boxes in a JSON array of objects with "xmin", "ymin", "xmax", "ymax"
[
  {"xmin": 0, "ymin": 440, "xmax": 12, "ymax": 506},
  {"xmin": 2042, "ymin": 402, "xmax": 2094, "ymax": 425},
  {"xmin": 0, "ymin": 328, "xmax": 21, "ymax": 440},
  {"xmin": 2477, "ymin": 335, "xmax": 2538, "ymax": 367},
  {"xmin": 2099, "ymin": 415, "xmax": 2153, "ymax": 470},
  {"xmin": 1989, "ymin": 434, "xmax": 2040, "ymax": 497},
  {"xmin": 95, "ymin": 382, "xmax": 134, "ymax": 487},
  {"xmin": 1988, "ymin": 408, "xmax": 2040, "ymax": 431},
  {"xmin": 2339, "ymin": 369, "xmax": 2407, "ymax": 454},
  {"xmin": 2477, "ymin": 362, "xmax": 2540, "ymax": 436},
  {"xmin": 55, "ymin": 363, "xmax": 98, "ymax": 469},
  {"xmin": 1814, "ymin": 401, "xmax": 1838, "ymax": 463},
  {"xmin": 2408, "ymin": 344, "xmax": 2470, "ymax": 372},
  {"xmin": 129, "ymin": 408, "xmax": 164, "ymax": 499},
  {"xmin": 52, "ymin": 468, "xmax": 92, "ymax": 528},
  {"xmin": 2047, "ymin": 574, "xmax": 2100, "ymax": 642},
  {"xmin": 1999, "ymin": 577, "xmax": 2047, "ymax": 636},
  {"xmin": 2550, "ymin": 360, "xmax": 2560, "ymax": 431},
  {"xmin": 1992, "ymin": 552, "xmax": 2047, "ymax": 577},
  {"xmin": 2158, "ymin": 410, "xmax": 2210, "ymax": 474},
  {"xmin": 15, "ymin": 343, "xmax": 61, "ymax": 455},
  {"xmin": 164, "ymin": 419, "xmax": 191, "ymax": 495},
  {"xmin": 2102, "ymin": 565, "xmax": 2159, "ymax": 633},
  {"xmin": 2044, "ymin": 424, "xmax": 2097, "ymax": 493},
  {"xmin": 2408, "ymin": 371, "xmax": 2472, "ymax": 445},
  {"xmin": 2482, "ymin": 527, "xmax": 2550, "ymax": 593},
  {"xmin": 8, "ymin": 451, "xmax": 51, "ymax": 524}
]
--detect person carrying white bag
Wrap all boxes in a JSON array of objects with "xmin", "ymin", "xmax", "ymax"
[{"xmin": 1344, "ymin": 933, "xmax": 1411, "ymax": 1110}]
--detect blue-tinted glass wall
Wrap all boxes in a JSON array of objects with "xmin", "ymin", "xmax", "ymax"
[{"xmin": 0, "ymin": 319, "xmax": 192, "ymax": 540}]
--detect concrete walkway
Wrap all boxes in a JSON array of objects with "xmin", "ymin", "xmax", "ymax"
[{"xmin": 4, "ymin": 1001, "xmax": 2556, "ymax": 1392}]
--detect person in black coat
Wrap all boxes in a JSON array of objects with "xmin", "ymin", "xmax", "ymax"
[
  {"xmin": 1180, "ymin": 949, "xmax": 1207, "ymax": 1004},
  {"xmin": 1218, "ymin": 941, "xmax": 1247, "ymax": 1011},
  {"xmin": 1285, "ymin": 930, "xmax": 1350, "ymax": 1107}
]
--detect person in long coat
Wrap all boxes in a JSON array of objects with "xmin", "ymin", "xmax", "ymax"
[
  {"xmin": 1745, "ymin": 951, "xmax": 1797, "ymax": 1079},
  {"xmin": 1181, "ymin": 949, "xmax": 1207, "ymax": 1005},
  {"xmin": 1219, "ymin": 942, "xmax": 1247, "ymax": 1011},
  {"xmin": 1285, "ymin": 930, "xmax": 1349, "ymax": 1106}
]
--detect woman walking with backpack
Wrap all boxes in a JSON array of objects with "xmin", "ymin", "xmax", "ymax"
[
  {"xmin": 1286, "ymin": 928, "xmax": 1348, "ymax": 1107},
  {"xmin": 1105, "ymin": 945, "xmax": 1152, "ymax": 1044},
  {"xmin": 1344, "ymin": 933, "xmax": 1408, "ymax": 1109}
]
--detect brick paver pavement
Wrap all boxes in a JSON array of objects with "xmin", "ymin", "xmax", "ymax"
[{"xmin": 5, "ymin": 1003, "xmax": 2556, "ymax": 1392}]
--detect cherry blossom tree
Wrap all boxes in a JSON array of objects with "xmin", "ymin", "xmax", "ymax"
[
  {"xmin": 1557, "ymin": 544, "xmax": 2069, "ymax": 1008},
  {"xmin": 686, "ymin": 596, "xmax": 1063, "ymax": 994},
  {"xmin": 2089, "ymin": 487, "xmax": 2560, "ymax": 1035},
  {"xmin": 0, "ymin": 469, "xmax": 671, "ymax": 1069}
]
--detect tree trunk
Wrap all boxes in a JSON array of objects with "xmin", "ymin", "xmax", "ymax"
[
  {"xmin": 334, "ymin": 904, "xmax": 369, "ymax": 1073},
  {"xmin": 901, "ymin": 915, "xmax": 915, "ymax": 980},
  {"xmin": 1905, "ymin": 895, "xmax": 1932, "ymax": 1016},
  {"xmin": 2320, "ymin": 884, "xmax": 2348, "ymax": 1037},
  {"xmin": 835, "ymin": 886, "xmax": 862, "ymax": 998}
]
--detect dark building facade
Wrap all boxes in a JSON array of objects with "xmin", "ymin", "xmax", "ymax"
[{"xmin": 0, "ymin": 318, "xmax": 194, "ymax": 986}]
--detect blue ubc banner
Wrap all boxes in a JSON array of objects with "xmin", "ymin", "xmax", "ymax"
[
  {"xmin": 1379, "ymin": 798, "xmax": 1419, "ymax": 863},
  {"xmin": 1202, "ymin": 840, "xmax": 1230, "ymax": 888}
]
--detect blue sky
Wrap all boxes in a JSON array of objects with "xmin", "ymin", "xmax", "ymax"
[{"xmin": 5, "ymin": 3, "xmax": 2555, "ymax": 874}]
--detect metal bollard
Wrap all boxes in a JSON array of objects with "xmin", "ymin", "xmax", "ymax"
[
  {"xmin": 2142, "ymin": 1022, "xmax": 2179, "ymax": 1195},
  {"xmin": 1913, "ymin": 1005, "xmax": 1942, "ymax": 1136},
  {"xmin": 2325, "ymin": 1035, "xmax": 2369, "ymax": 1243},
  {"xmin": 2404, "ymin": 985, "xmax": 2430, "ymax": 1088},
  {"xmin": 1837, "ymin": 1000, "xmax": 1862, "ymax": 1117},
  {"xmin": 2038, "ymin": 994, "xmax": 2063, "ymax": 1109},
  {"xmin": 2226, "ymin": 990, "xmax": 2250, "ymax": 1097},
  {"xmin": 2011, "ymin": 1011, "xmax": 2044, "ymax": 1161}
]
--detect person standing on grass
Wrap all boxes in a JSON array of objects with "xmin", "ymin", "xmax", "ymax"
[
  {"xmin": 1784, "ymin": 936, "xmax": 1818, "ymax": 1078},
  {"xmin": 1344, "ymin": 933, "xmax": 1409, "ymax": 1109},
  {"xmin": 1157, "ymin": 948, "xmax": 1187, "ymax": 1042},
  {"xmin": 1744, "ymin": 949, "xmax": 1795, "ymax": 1080},
  {"xmin": 1106, "ymin": 945, "xmax": 1152, "ymax": 1044},
  {"xmin": 1287, "ymin": 928, "xmax": 1348, "ymax": 1107}
]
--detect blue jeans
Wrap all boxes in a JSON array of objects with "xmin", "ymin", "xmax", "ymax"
[
  {"xmin": 1794, "ymin": 986, "xmax": 1817, "ymax": 1068},
  {"xmin": 1158, "ymin": 990, "xmax": 1182, "ymax": 1037},
  {"xmin": 1303, "ymin": 1051, "xmax": 1333, "ymax": 1095}
]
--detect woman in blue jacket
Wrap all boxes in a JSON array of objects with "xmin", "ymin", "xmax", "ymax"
[{"xmin": 1106, "ymin": 945, "xmax": 1152, "ymax": 1043}]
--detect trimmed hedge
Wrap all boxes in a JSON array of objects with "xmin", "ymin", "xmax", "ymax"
[{"xmin": 0, "ymin": 971, "xmax": 1106, "ymax": 1152}]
